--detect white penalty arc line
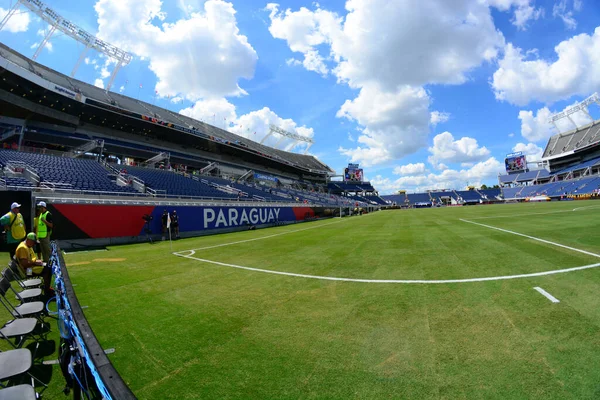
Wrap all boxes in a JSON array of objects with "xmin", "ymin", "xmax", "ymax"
[
  {"xmin": 174, "ymin": 253, "xmax": 600, "ymax": 284},
  {"xmin": 172, "ymin": 214, "xmax": 600, "ymax": 284},
  {"xmin": 459, "ymin": 219, "xmax": 600, "ymax": 259}
]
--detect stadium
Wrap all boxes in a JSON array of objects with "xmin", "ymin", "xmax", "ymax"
[{"xmin": 0, "ymin": 0, "xmax": 599, "ymax": 399}]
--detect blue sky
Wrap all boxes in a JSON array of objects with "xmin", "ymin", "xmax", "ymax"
[{"xmin": 1, "ymin": 0, "xmax": 600, "ymax": 193}]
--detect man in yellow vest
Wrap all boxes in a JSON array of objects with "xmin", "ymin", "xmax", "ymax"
[
  {"xmin": 37, "ymin": 201, "xmax": 53, "ymax": 263},
  {"xmin": 1, "ymin": 202, "xmax": 26, "ymax": 260},
  {"xmin": 15, "ymin": 232, "xmax": 52, "ymax": 294}
]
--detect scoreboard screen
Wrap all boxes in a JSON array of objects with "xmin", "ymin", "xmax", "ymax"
[
  {"xmin": 344, "ymin": 164, "xmax": 364, "ymax": 182},
  {"xmin": 505, "ymin": 154, "xmax": 527, "ymax": 173}
]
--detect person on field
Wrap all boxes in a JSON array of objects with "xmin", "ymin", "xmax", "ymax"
[
  {"xmin": 1, "ymin": 202, "xmax": 26, "ymax": 260},
  {"xmin": 15, "ymin": 232, "xmax": 52, "ymax": 294},
  {"xmin": 33, "ymin": 206, "xmax": 42, "ymax": 259},
  {"xmin": 171, "ymin": 210, "xmax": 180, "ymax": 239},
  {"xmin": 36, "ymin": 201, "xmax": 54, "ymax": 262}
]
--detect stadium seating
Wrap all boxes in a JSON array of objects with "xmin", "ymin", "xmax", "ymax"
[
  {"xmin": 0, "ymin": 149, "xmax": 138, "ymax": 194},
  {"xmin": 455, "ymin": 191, "xmax": 483, "ymax": 203},
  {"xmin": 479, "ymin": 188, "xmax": 502, "ymax": 199},
  {"xmin": 428, "ymin": 191, "xmax": 454, "ymax": 203},
  {"xmin": 406, "ymin": 193, "xmax": 431, "ymax": 205},
  {"xmin": 125, "ymin": 166, "xmax": 237, "ymax": 199}
]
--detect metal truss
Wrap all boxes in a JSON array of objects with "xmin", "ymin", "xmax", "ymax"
[
  {"xmin": 261, "ymin": 125, "xmax": 315, "ymax": 154},
  {"xmin": 0, "ymin": 0, "xmax": 132, "ymax": 91}
]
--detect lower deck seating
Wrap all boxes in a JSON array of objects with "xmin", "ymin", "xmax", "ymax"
[{"xmin": 0, "ymin": 149, "xmax": 137, "ymax": 194}]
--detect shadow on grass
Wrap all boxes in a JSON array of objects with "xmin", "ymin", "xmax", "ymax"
[{"xmin": 27, "ymin": 338, "xmax": 55, "ymax": 359}]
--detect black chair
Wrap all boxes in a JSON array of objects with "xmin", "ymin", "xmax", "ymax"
[
  {"xmin": 0, "ymin": 384, "xmax": 37, "ymax": 399},
  {"xmin": 0, "ymin": 349, "xmax": 45, "ymax": 390},
  {"xmin": 1, "ymin": 269, "xmax": 42, "ymax": 302},
  {"xmin": 0, "ymin": 278, "xmax": 45, "ymax": 327},
  {"xmin": 5, "ymin": 262, "xmax": 41, "ymax": 290}
]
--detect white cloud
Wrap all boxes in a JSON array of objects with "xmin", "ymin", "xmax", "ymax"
[
  {"xmin": 430, "ymin": 111, "xmax": 450, "ymax": 126},
  {"xmin": 0, "ymin": 7, "xmax": 31, "ymax": 33},
  {"xmin": 393, "ymin": 163, "xmax": 427, "ymax": 176},
  {"xmin": 518, "ymin": 107, "xmax": 553, "ymax": 142},
  {"xmin": 179, "ymin": 97, "xmax": 237, "ymax": 124},
  {"xmin": 552, "ymin": 0, "xmax": 578, "ymax": 30},
  {"xmin": 512, "ymin": 142, "xmax": 543, "ymax": 161},
  {"xmin": 94, "ymin": 79, "xmax": 105, "ymax": 89},
  {"xmin": 267, "ymin": 4, "xmax": 340, "ymax": 77},
  {"xmin": 372, "ymin": 157, "xmax": 503, "ymax": 194},
  {"xmin": 427, "ymin": 131, "xmax": 491, "ymax": 166},
  {"xmin": 492, "ymin": 28, "xmax": 600, "ymax": 106},
  {"xmin": 519, "ymin": 102, "xmax": 592, "ymax": 142},
  {"xmin": 509, "ymin": 132, "xmax": 515, "ymax": 137},
  {"xmin": 119, "ymin": 85, "xmax": 125, "ymax": 93},
  {"xmin": 486, "ymin": 0, "xmax": 543, "ymax": 30},
  {"xmin": 95, "ymin": 0, "xmax": 257, "ymax": 99},
  {"xmin": 269, "ymin": 0, "xmax": 504, "ymax": 89},
  {"xmin": 180, "ymin": 98, "xmax": 314, "ymax": 152},
  {"xmin": 268, "ymin": 0, "xmax": 506, "ymax": 166},
  {"xmin": 337, "ymin": 84, "xmax": 431, "ymax": 166}
]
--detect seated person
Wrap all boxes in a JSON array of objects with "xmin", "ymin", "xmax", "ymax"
[{"xmin": 15, "ymin": 232, "xmax": 52, "ymax": 294}]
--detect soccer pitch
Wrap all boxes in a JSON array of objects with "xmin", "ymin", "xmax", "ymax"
[{"xmin": 63, "ymin": 201, "xmax": 600, "ymax": 399}]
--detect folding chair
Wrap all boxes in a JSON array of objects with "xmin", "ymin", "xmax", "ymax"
[
  {"xmin": 0, "ymin": 384, "xmax": 37, "ymax": 399},
  {"xmin": 0, "ymin": 318, "xmax": 43, "ymax": 353},
  {"xmin": 6, "ymin": 262, "xmax": 41, "ymax": 290},
  {"xmin": 1, "ymin": 270, "xmax": 42, "ymax": 302},
  {"xmin": 0, "ymin": 279, "xmax": 45, "ymax": 327},
  {"xmin": 0, "ymin": 349, "xmax": 46, "ymax": 390}
]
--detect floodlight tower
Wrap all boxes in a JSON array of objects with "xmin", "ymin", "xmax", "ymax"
[
  {"xmin": 548, "ymin": 92, "xmax": 599, "ymax": 134},
  {"xmin": 261, "ymin": 124, "xmax": 315, "ymax": 154},
  {"xmin": 0, "ymin": 0, "xmax": 132, "ymax": 91}
]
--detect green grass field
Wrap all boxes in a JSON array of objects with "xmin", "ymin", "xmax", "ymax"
[{"xmin": 5, "ymin": 200, "xmax": 600, "ymax": 399}]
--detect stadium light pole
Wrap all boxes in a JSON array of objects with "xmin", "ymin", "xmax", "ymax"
[
  {"xmin": 267, "ymin": 125, "xmax": 314, "ymax": 151},
  {"xmin": 5, "ymin": 0, "xmax": 132, "ymax": 91}
]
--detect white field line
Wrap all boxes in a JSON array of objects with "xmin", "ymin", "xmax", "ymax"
[
  {"xmin": 172, "ymin": 212, "xmax": 600, "ymax": 284},
  {"xmin": 534, "ymin": 287, "xmax": 560, "ymax": 303},
  {"xmin": 467, "ymin": 204, "xmax": 600, "ymax": 220},
  {"xmin": 175, "ymin": 218, "xmax": 350, "ymax": 254},
  {"xmin": 174, "ymin": 253, "xmax": 600, "ymax": 284},
  {"xmin": 572, "ymin": 204, "xmax": 600, "ymax": 212},
  {"xmin": 459, "ymin": 219, "xmax": 600, "ymax": 259},
  {"xmin": 466, "ymin": 209, "xmax": 574, "ymax": 220}
]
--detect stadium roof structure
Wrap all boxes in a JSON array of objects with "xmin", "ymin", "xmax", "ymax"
[
  {"xmin": 0, "ymin": 43, "xmax": 334, "ymax": 178},
  {"xmin": 0, "ymin": 0, "xmax": 132, "ymax": 91}
]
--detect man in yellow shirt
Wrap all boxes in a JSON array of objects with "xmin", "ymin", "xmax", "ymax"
[
  {"xmin": 15, "ymin": 232, "xmax": 52, "ymax": 295},
  {"xmin": 1, "ymin": 202, "xmax": 26, "ymax": 260}
]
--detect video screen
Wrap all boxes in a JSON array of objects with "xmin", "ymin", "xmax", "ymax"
[{"xmin": 505, "ymin": 155, "xmax": 527, "ymax": 172}]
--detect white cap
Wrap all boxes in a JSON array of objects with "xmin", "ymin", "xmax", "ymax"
[
  {"xmin": 10, "ymin": 202, "xmax": 21, "ymax": 209},
  {"xmin": 37, "ymin": 201, "xmax": 47, "ymax": 208}
]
